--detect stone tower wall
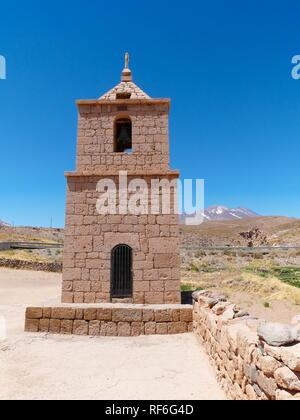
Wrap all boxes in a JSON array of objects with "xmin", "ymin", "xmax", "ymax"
[
  {"xmin": 76, "ymin": 102, "xmax": 170, "ymax": 173},
  {"xmin": 62, "ymin": 174, "xmax": 181, "ymax": 304},
  {"xmin": 62, "ymin": 80, "xmax": 180, "ymax": 304}
]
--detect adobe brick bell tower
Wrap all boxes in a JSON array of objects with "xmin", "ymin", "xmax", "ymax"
[{"xmin": 62, "ymin": 54, "xmax": 181, "ymax": 305}]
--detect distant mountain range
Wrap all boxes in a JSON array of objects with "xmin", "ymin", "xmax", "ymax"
[
  {"xmin": 1, "ymin": 207, "xmax": 260, "ymax": 227},
  {"xmin": 180, "ymin": 205, "xmax": 260, "ymax": 224},
  {"xmin": 0, "ymin": 219, "xmax": 10, "ymax": 226}
]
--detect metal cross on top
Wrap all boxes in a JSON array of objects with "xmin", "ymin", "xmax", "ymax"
[{"xmin": 125, "ymin": 52, "xmax": 129, "ymax": 69}]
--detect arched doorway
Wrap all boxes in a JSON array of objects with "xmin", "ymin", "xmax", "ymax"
[{"xmin": 111, "ymin": 244, "xmax": 133, "ymax": 299}]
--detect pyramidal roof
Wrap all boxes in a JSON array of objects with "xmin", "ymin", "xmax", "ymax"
[{"xmin": 99, "ymin": 54, "xmax": 151, "ymax": 100}]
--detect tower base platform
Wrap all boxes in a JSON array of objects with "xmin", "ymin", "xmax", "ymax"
[{"xmin": 25, "ymin": 303, "xmax": 193, "ymax": 337}]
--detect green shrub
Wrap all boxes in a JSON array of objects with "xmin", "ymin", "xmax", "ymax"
[
  {"xmin": 239, "ymin": 252, "xmax": 248, "ymax": 257},
  {"xmin": 252, "ymin": 253, "xmax": 263, "ymax": 259},
  {"xmin": 189, "ymin": 263, "xmax": 200, "ymax": 273},
  {"xmin": 272, "ymin": 267, "xmax": 300, "ymax": 288},
  {"xmin": 223, "ymin": 250, "xmax": 237, "ymax": 257},
  {"xmin": 181, "ymin": 284, "xmax": 203, "ymax": 292},
  {"xmin": 195, "ymin": 250, "xmax": 206, "ymax": 258}
]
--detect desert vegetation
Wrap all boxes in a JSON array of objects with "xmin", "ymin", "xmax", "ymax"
[
  {"xmin": 0, "ymin": 248, "xmax": 62, "ymax": 263},
  {"xmin": 181, "ymin": 247, "xmax": 300, "ymax": 323}
]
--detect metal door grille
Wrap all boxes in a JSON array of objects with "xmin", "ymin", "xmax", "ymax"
[{"xmin": 111, "ymin": 244, "xmax": 133, "ymax": 299}]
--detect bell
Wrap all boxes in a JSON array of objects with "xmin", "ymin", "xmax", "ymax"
[{"xmin": 117, "ymin": 124, "xmax": 131, "ymax": 150}]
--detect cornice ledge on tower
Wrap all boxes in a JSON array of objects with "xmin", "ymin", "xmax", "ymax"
[
  {"xmin": 64, "ymin": 169, "xmax": 180, "ymax": 178},
  {"xmin": 76, "ymin": 98, "xmax": 170, "ymax": 106}
]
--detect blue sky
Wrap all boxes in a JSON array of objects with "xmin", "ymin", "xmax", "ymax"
[{"xmin": 0, "ymin": 0, "xmax": 299, "ymax": 227}]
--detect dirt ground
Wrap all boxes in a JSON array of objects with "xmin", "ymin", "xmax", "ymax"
[{"xmin": 0, "ymin": 268, "xmax": 225, "ymax": 401}]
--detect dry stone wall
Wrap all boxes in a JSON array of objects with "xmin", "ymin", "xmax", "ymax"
[
  {"xmin": 193, "ymin": 290, "xmax": 300, "ymax": 400},
  {"xmin": 0, "ymin": 258, "xmax": 62, "ymax": 273}
]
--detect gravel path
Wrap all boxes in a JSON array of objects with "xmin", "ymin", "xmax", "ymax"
[{"xmin": 0, "ymin": 268, "xmax": 225, "ymax": 400}]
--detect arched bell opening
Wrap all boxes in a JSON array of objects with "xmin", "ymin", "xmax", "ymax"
[{"xmin": 114, "ymin": 117, "xmax": 132, "ymax": 153}]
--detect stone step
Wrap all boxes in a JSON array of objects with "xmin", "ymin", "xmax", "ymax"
[{"xmin": 25, "ymin": 304, "xmax": 193, "ymax": 337}]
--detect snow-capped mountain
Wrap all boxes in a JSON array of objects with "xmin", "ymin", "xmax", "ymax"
[
  {"xmin": 180, "ymin": 205, "xmax": 260, "ymax": 223},
  {"xmin": 203, "ymin": 205, "xmax": 260, "ymax": 221},
  {"xmin": 0, "ymin": 219, "xmax": 10, "ymax": 226}
]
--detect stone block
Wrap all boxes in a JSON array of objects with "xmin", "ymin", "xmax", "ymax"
[
  {"xmin": 243, "ymin": 362, "xmax": 258, "ymax": 384},
  {"xmin": 103, "ymin": 232, "xmax": 139, "ymax": 251},
  {"xmin": 274, "ymin": 367, "xmax": 300, "ymax": 391},
  {"xmin": 280, "ymin": 343, "xmax": 300, "ymax": 372},
  {"xmin": 145, "ymin": 292, "xmax": 164, "ymax": 304},
  {"xmin": 150, "ymin": 281, "xmax": 164, "ymax": 292},
  {"xmin": 62, "ymin": 281, "xmax": 73, "ymax": 291},
  {"xmin": 65, "ymin": 235, "xmax": 93, "ymax": 253},
  {"xmin": 146, "ymin": 225, "xmax": 160, "ymax": 238},
  {"xmin": 276, "ymin": 389, "xmax": 300, "ymax": 400},
  {"xmin": 180, "ymin": 308, "xmax": 193, "ymax": 322},
  {"xmin": 25, "ymin": 319, "xmax": 39, "ymax": 332},
  {"xmin": 256, "ymin": 371, "xmax": 277, "ymax": 398},
  {"xmin": 168, "ymin": 322, "xmax": 187, "ymax": 334},
  {"xmin": 61, "ymin": 292, "xmax": 74, "ymax": 303},
  {"xmin": 145, "ymin": 322, "xmax": 156, "ymax": 335},
  {"xmin": 245, "ymin": 384, "xmax": 258, "ymax": 400},
  {"xmin": 73, "ymin": 320, "xmax": 88, "ymax": 336},
  {"xmin": 43, "ymin": 308, "xmax": 52, "ymax": 319},
  {"xmin": 103, "ymin": 321, "xmax": 117, "ymax": 336},
  {"xmin": 39, "ymin": 319, "xmax": 50, "ymax": 333},
  {"xmin": 154, "ymin": 253, "xmax": 179, "ymax": 268},
  {"xmin": 63, "ymin": 268, "xmax": 82, "ymax": 281},
  {"xmin": 144, "ymin": 270, "xmax": 159, "ymax": 281},
  {"xmin": 73, "ymin": 281, "xmax": 91, "ymax": 292},
  {"xmin": 149, "ymin": 238, "xmax": 178, "ymax": 254},
  {"xmin": 142, "ymin": 309, "xmax": 155, "ymax": 322},
  {"xmin": 158, "ymin": 269, "xmax": 171, "ymax": 281},
  {"xmin": 84, "ymin": 308, "xmax": 97, "ymax": 321},
  {"xmin": 73, "ymin": 292, "xmax": 84, "ymax": 303},
  {"xmin": 84, "ymin": 293, "xmax": 96, "ymax": 303},
  {"xmin": 256, "ymin": 355, "xmax": 282, "ymax": 377},
  {"xmin": 155, "ymin": 309, "xmax": 172, "ymax": 322},
  {"xmin": 172, "ymin": 309, "xmax": 180, "ymax": 322},
  {"xmin": 97, "ymin": 308, "xmax": 112, "ymax": 321},
  {"xmin": 157, "ymin": 215, "xmax": 178, "ymax": 225},
  {"xmin": 134, "ymin": 281, "xmax": 150, "ymax": 292},
  {"xmin": 89, "ymin": 320, "xmax": 100, "ymax": 336},
  {"xmin": 51, "ymin": 307, "xmax": 76, "ymax": 320},
  {"xmin": 61, "ymin": 320, "xmax": 73, "ymax": 335},
  {"xmin": 49, "ymin": 319, "xmax": 61, "ymax": 334},
  {"xmin": 117, "ymin": 322, "xmax": 131, "ymax": 337},
  {"xmin": 75, "ymin": 309, "xmax": 84, "ymax": 319},
  {"xmin": 131, "ymin": 322, "xmax": 145, "ymax": 336},
  {"xmin": 164, "ymin": 291, "xmax": 181, "ymax": 304},
  {"xmin": 112, "ymin": 308, "xmax": 142, "ymax": 322},
  {"xmin": 258, "ymin": 322, "xmax": 299, "ymax": 347},
  {"xmin": 156, "ymin": 323, "xmax": 168, "ymax": 335},
  {"xmin": 187, "ymin": 322, "xmax": 193, "ymax": 332},
  {"xmin": 26, "ymin": 307, "xmax": 43, "ymax": 319},
  {"xmin": 132, "ymin": 292, "xmax": 145, "ymax": 304}
]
